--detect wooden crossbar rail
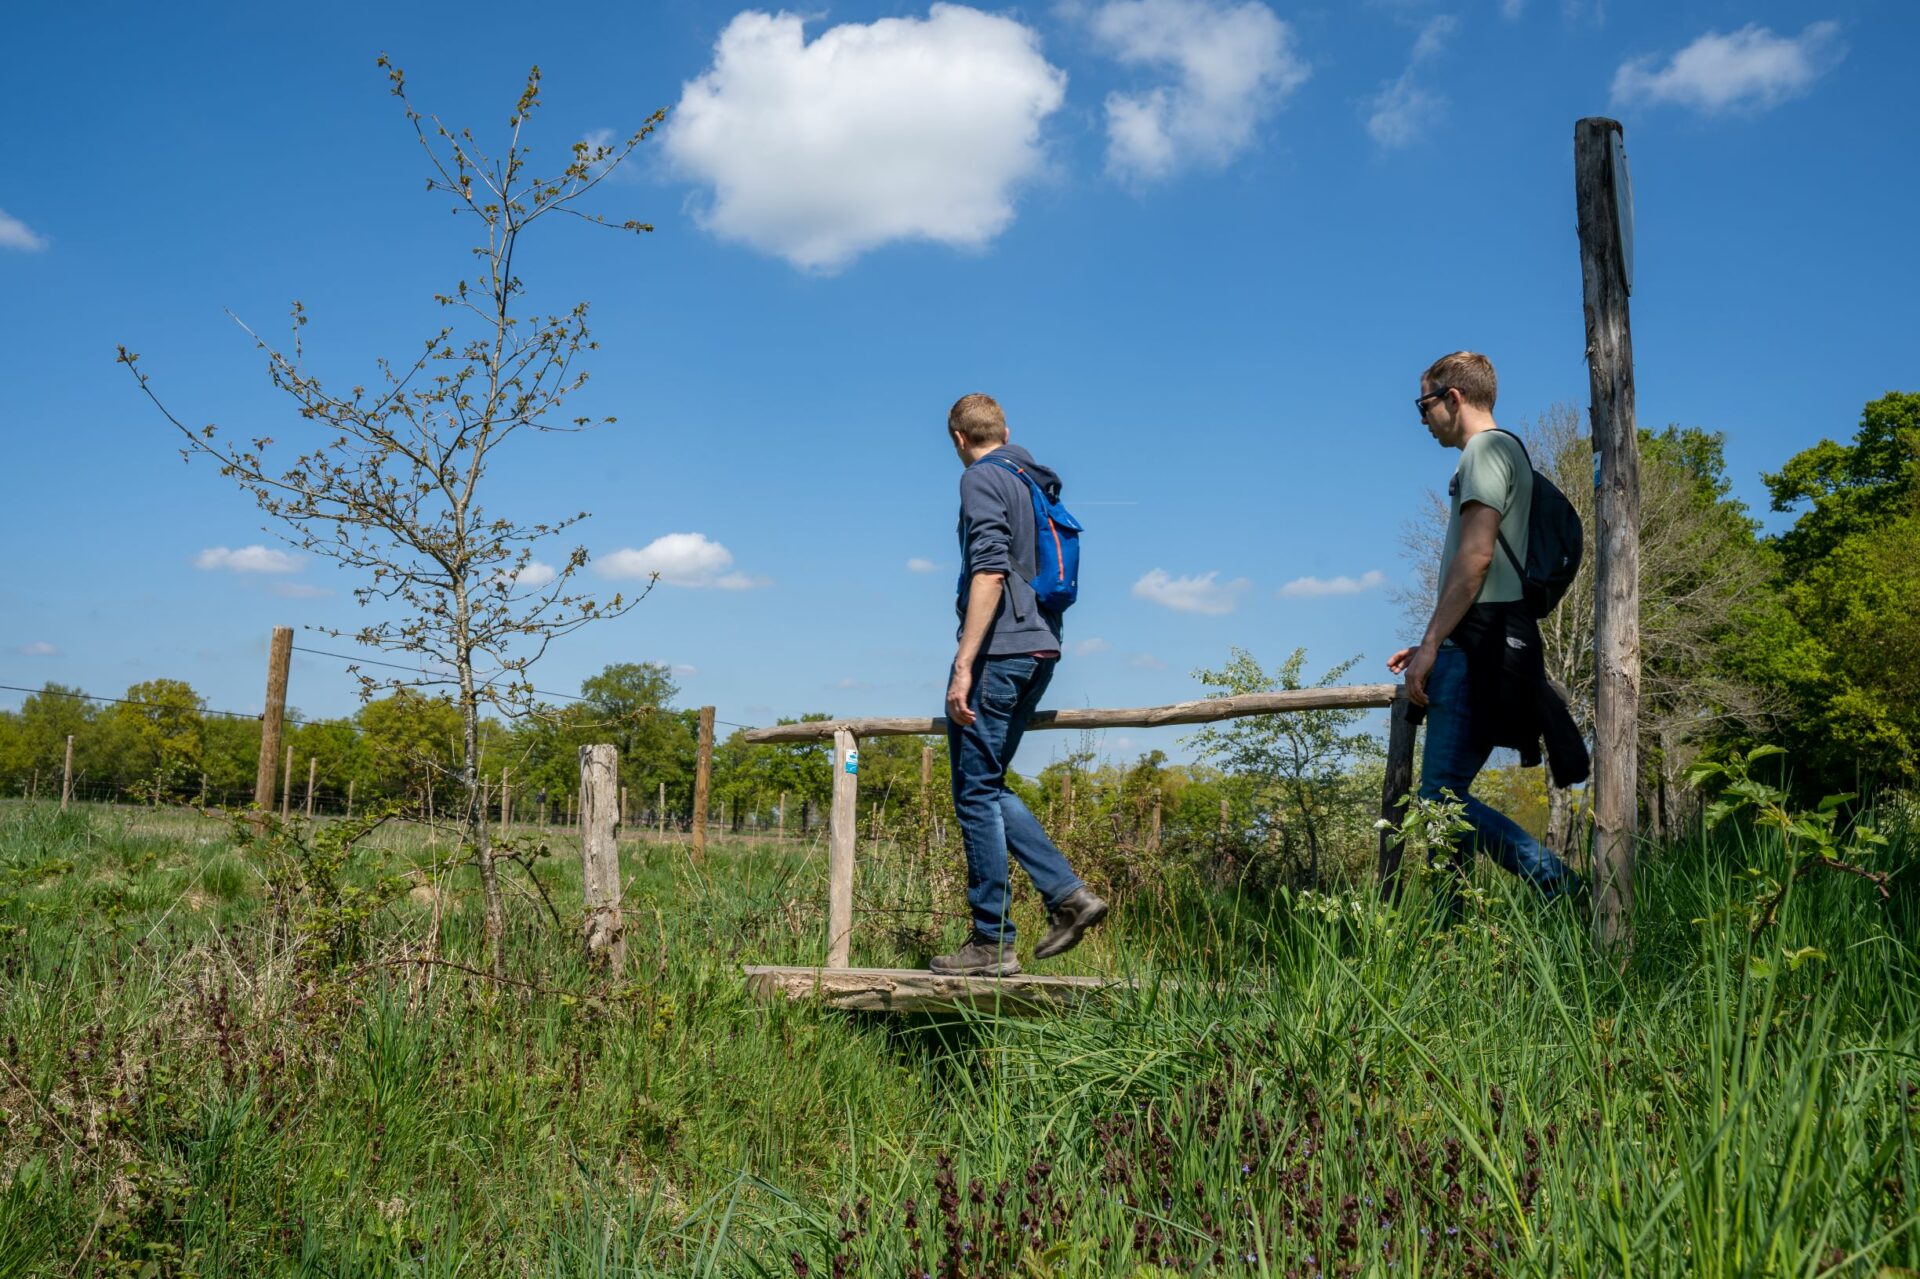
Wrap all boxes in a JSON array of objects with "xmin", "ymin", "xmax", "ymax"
[
  {"xmin": 739, "ymin": 684, "xmax": 1401, "ymax": 744},
  {"xmin": 734, "ymin": 681, "xmax": 1415, "ymax": 972}
]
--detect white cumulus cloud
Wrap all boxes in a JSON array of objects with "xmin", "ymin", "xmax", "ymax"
[
  {"xmin": 906, "ymin": 557, "xmax": 940, "ymax": 573},
  {"xmin": 1612, "ymin": 22, "xmax": 1844, "ymax": 115},
  {"xmin": 662, "ymin": 5, "xmax": 1067, "ymax": 271},
  {"xmin": 599, "ymin": 533, "xmax": 769, "ymax": 589},
  {"xmin": 195, "ymin": 545, "xmax": 301, "ymax": 574},
  {"xmin": 1278, "ymin": 569, "xmax": 1387, "ymax": 599},
  {"xmin": 1071, "ymin": 637, "xmax": 1113, "ymax": 657},
  {"xmin": 0, "ymin": 210, "xmax": 47, "ymax": 252},
  {"xmin": 17, "ymin": 641, "xmax": 58, "ymax": 657},
  {"xmin": 1131, "ymin": 568, "xmax": 1249, "ymax": 615},
  {"xmin": 513, "ymin": 561, "xmax": 558, "ymax": 589},
  {"xmin": 1088, "ymin": 0, "xmax": 1308, "ymax": 183}
]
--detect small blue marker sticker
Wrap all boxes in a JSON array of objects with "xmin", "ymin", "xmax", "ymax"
[{"xmin": 844, "ymin": 749, "xmax": 860, "ymax": 776}]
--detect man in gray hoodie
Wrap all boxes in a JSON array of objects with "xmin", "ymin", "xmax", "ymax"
[{"xmin": 933, "ymin": 393, "xmax": 1107, "ymax": 977}]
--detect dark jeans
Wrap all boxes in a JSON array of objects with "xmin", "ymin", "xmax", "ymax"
[
  {"xmin": 948, "ymin": 654, "xmax": 1083, "ymax": 944},
  {"xmin": 1419, "ymin": 645, "xmax": 1580, "ymax": 909}
]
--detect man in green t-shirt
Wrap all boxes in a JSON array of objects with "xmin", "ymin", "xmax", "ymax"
[{"xmin": 1387, "ymin": 351, "xmax": 1579, "ymax": 903}]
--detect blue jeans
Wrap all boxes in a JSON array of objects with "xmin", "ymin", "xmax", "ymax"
[
  {"xmin": 948, "ymin": 655, "xmax": 1084, "ymax": 943},
  {"xmin": 1419, "ymin": 645, "xmax": 1579, "ymax": 909}
]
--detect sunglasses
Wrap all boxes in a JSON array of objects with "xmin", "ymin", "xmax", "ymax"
[{"xmin": 1415, "ymin": 386, "xmax": 1454, "ymax": 416}]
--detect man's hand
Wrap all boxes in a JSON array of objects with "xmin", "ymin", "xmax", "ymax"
[
  {"xmin": 947, "ymin": 664, "xmax": 977, "ymax": 727},
  {"xmin": 1389, "ymin": 643, "xmax": 1438, "ymax": 707}
]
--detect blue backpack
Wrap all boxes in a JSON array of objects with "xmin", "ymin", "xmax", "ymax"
[{"xmin": 979, "ymin": 455, "xmax": 1083, "ymax": 612}]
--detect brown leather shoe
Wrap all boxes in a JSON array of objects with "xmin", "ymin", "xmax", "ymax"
[
  {"xmin": 929, "ymin": 936, "xmax": 1021, "ymax": 977},
  {"xmin": 1033, "ymin": 887, "xmax": 1108, "ymax": 960}
]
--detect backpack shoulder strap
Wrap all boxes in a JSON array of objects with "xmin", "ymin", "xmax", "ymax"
[
  {"xmin": 978, "ymin": 454, "xmax": 1040, "ymax": 492},
  {"xmin": 1484, "ymin": 430, "xmax": 1529, "ymax": 578}
]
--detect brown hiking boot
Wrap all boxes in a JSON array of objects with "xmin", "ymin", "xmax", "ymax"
[
  {"xmin": 1033, "ymin": 887, "xmax": 1108, "ymax": 960},
  {"xmin": 929, "ymin": 936, "xmax": 1021, "ymax": 977}
]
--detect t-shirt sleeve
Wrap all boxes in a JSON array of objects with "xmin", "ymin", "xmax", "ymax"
[
  {"xmin": 959, "ymin": 466, "xmax": 1014, "ymax": 576},
  {"xmin": 1456, "ymin": 434, "xmax": 1517, "ymax": 514}
]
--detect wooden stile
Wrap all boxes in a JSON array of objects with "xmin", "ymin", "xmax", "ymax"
[{"xmin": 1374, "ymin": 690, "xmax": 1417, "ymax": 902}]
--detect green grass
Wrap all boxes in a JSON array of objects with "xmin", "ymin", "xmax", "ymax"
[{"xmin": 1, "ymin": 798, "xmax": 1916, "ymax": 1276}]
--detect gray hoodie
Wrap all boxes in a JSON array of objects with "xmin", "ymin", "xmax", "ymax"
[{"xmin": 956, "ymin": 443, "xmax": 1066, "ymax": 657}]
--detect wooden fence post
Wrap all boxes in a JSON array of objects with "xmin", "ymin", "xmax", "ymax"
[
  {"xmin": 281, "ymin": 744, "xmax": 293, "ymax": 819},
  {"xmin": 579, "ymin": 744, "xmax": 626, "ymax": 973},
  {"xmin": 254, "ymin": 626, "xmax": 292, "ymax": 815},
  {"xmin": 1062, "ymin": 773, "xmax": 1075, "ymax": 833},
  {"xmin": 777, "ymin": 790, "xmax": 787, "ymax": 842},
  {"xmin": 828, "ymin": 728, "xmax": 858, "ymax": 968},
  {"xmin": 1577, "ymin": 116, "xmax": 1641, "ymax": 948},
  {"xmin": 347, "ymin": 778, "xmax": 356, "ymax": 818},
  {"xmin": 691, "ymin": 706, "xmax": 715, "ymax": 862},
  {"xmin": 620, "ymin": 785, "xmax": 628, "ymax": 829},
  {"xmin": 61, "ymin": 735, "xmax": 74, "ymax": 812},
  {"xmin": 919, "ymin": 746, "xmax": 934, "ymax": 862},
  {"xmin": 1149, "ymin": 791, "xmax": 1162, "ymax": 853},
  {"xmin": 305, "ymin": 757, "xmax": 317, "ymax": 818},
  {"xmin": 656, "ymin": 781, "xmax": 666, "ymax": 838},
  {"xmin": 497, "ymin": 769, "xmax": 507, "ymax": 828},
  {"xmin": 1375, "ymin": 688, "xmax": 1417, "ymax": 902}
]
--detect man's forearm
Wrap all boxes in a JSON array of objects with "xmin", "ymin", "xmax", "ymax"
[
  {"xmin": 954, "ymin": 572, "xmax": 1005, "ymax": 669},
  {"xmin": 1422, "ymin": 552, "xmax": 1490, "ymax": 650}
]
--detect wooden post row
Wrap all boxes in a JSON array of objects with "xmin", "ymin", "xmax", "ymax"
[
  {"xmin": 1576, "ymin": 116, "xmax": 1641, "ymax": 947},
  {"xmin": 578, "ymin": 744, "xmax": 625, "ymax": 973},
  {"xmin": 255, "ymin": 625, "xmax": 293, "ymax": 815},
  {"xmin": 691, "ymin": 705, "xmax": 715, "ymax": 862},
  {"xmin": 828, "ymin": 727, "xmax": 858, "ymax": 968}
]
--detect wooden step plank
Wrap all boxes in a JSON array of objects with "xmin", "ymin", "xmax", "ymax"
[{"xmin": 744, "ymin": 965, "xmax": 1125, "ymax": 1014}]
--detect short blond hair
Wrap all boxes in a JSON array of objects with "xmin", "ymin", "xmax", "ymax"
[
  {"xmin": 948, "ymin": 393, "xmax": 1008, "ymax": 446},
  {"xmin": 1421, "ymin": 351, "xmax": 1498, "ymax": 411}
]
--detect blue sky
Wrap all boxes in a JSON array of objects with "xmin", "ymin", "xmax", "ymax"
[{"xmin": 2, "ymin": 0, "xmax": 1915, "ymax": 766}]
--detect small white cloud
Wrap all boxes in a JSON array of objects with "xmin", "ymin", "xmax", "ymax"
[
  {"xmin": 0, "ymin": 210, "xmax": 47, "ymax": 252},
  {"xmin": 1089, "ymin": 0, "xmax": 1309, "ymax": 183},
  {"xmin": 1612, "ymin": 22, "xmax": 1844, "ymax": 115},
  {"xmin": 513, "ymin": 561, "xmax": 558, "ymax": 589},
  {"xmin": 195, "ymin": 545, "xmax": 301, "ymax": 574},
  {"xmin": 1500, "ymin": 0, "xmax": 1525, "ymax": 18},
  {"xmin": 1365, "ymin": 16, "xmax": 1455, "ymax": 149},
  {"xmin": 1131, "ymin": 568, "xmax": 1249, "ymax": 615},
  {"xmin": 1127, "ymin": 652, "xmax": 1169, "ymax": 671},
  {"xmin": 17, "ymin": 641, "xmax": 58, "ymax": 657},
  {"xmin": 906, "ymin": 557, "xmax": 940, "ymax": 573},
  {"xmin": 1071, "ymin": 637, "xmax": 1113, "ymax": 657},
  {"xmin": 835, "ymin": 676, "xmax": 872, "ymax": 690},
  {"xmin": 671, "ymin": 663, "xmax": 700, "ymax": 678},
  {"xmin": 662, "ymin": 6, "xmax": 1067, "ymax": 271},
  {"xmin": 599, "ymin": 533, "xmax": 769, "ymax": 589},
  {"xmin": 269, "ymin": 581, "xmax": 331, "ymax": 599},
  {"xmin": 1279, "ymin": 569, "xmax": 1388, "ymax": 599}
]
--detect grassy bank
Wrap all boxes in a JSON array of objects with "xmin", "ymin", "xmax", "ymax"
[{"xmin": 1, "ymin": 798, "xmax": 1916, "ymax": 1276}]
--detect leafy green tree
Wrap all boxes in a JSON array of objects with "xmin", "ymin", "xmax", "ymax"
[
  {"xmin": 357, "ymin": 691, "xmax": 463, "ymax": 810},
  {"xmin": 1765, "ymin": 391, "xmax": 1920, "ymax": 577},
  {"xmin": 103, "ymin": 680, "xmax": 205, "ymax": 795},
  {"xmin": 1187, "ymin": 649, "xmax": 1382, "ymax": 887},
  {"xmin": 0, "ymin": 685, "xmax": 95, "ymax": 794}
]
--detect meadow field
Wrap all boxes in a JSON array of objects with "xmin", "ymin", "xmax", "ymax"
[{"xmin": 1, "ymin": 796, "xmax": 1917, "ymax": 1277}]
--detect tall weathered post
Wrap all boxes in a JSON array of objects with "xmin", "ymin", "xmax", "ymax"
[
  {"xmin": 280, "ymin": 744, "xmax": 293, "ymax": 819},
  {"xmin": 253, "ymin": 626, "xmax": 293, "ymax": 815},
  {"xmin": 61, "ymin": 735, "xmax": 74, "ymax": 812},
  {"xmin": 827, "ymin": 728, "xmax": 859, "ymax": 968},
  {"xmin": 305, "ymin": 757, "xmax": 317, "ymax": 818},
  {"xmin": 1575, "ymin": 117, "xmax": 1641, "ymax": 948},
  {"xmin": 656, "ymin": 781, "xmax": 666, "ymax": 838},
  {"xmin": 579, "ymin": 744, "xmax": 626, "ymax": 972},
  {"xmin": 691, "ymin": 706, "xmax": 715, "ymax": 862}
]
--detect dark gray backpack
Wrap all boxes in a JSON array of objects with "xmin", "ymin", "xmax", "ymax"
[{"xmin": 1491, "ymin": 429, "xmax": 1584, "ymax": 619}]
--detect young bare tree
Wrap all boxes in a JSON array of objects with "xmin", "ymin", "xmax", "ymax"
[
  {"xmin": 119, "ymin": 62, "xmax": 665, "ymax": 979},
  {"xmin": 1396, "ymin": 404, "xmax": 1781, "ymax": 855}
]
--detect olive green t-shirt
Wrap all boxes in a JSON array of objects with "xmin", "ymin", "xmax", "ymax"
[{"xmin": 1439, "ymin": 429, "xmax": 1532, "ymax": 604}]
